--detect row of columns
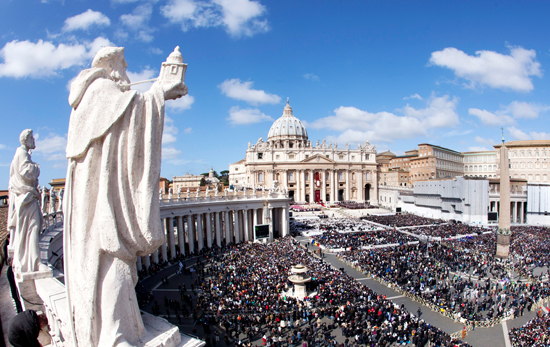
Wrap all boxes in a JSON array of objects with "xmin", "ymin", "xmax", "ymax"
[
  {"xmin": 136, "ymin": 206, "xmax": 289, "ymax": 270},
  {"xmin": 490, "ymin": 201, "xmax": 525, "ymax": 224},
  {"xmin": 292, "ymin": 169, "xmax": 373, "ymax": 203}
]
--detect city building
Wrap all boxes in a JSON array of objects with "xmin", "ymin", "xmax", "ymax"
[
  {"xmin": 495, "ymin": 140, "xmax": 550, "ymax": 184},
  {"xmin": 229, "ymin": 100, "xmax": 379, "ymax": 204},
  {"xmin": 408, "ymin": 143, "xmax": 464, "ymax": 183},
  {"xmin": 462, "ymin": 151, "xmax": 497, "ymax": 178}
]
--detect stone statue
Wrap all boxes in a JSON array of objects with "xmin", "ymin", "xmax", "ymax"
[
  {"xmin": 58, "ymin": 189, "xmax": 64, "ymax": 212},
  {"xmin": 49, "ymin": 190, "xmax": 56, "ymax": 214},
  {"xmin": 41, "ymin": 186, "xmax": 48, "ymax": 214},
  {"xmin": 186, "ymin": 188, "xmax": 190, "ymax": 198},
  {"xmin": 63, "ymin": 46, "xmax": 188, "ymax": 346},
  {"xmin": 7, "ymin": 129, "xmax": 46, "ymax": 274},
  {"xmin": 168, "ymin": 188, "xmax": 173, "ymax": 199}
]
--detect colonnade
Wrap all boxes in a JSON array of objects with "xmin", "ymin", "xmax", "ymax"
[
  {"xmin": 136, "ymin": 205, "xmax": 289, "ymax": 270},
  {"xmin": 490, "ymin": 200, "xmax": 526, "ymax": 224},
  {"xmin": 290, "ymin": 168, "xmax": 375, "ymax": 203}
]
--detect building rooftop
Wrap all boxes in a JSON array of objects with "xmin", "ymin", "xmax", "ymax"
[{"xmin": 494, "ymin": 139, "xmax": 550, "ymax": 148}]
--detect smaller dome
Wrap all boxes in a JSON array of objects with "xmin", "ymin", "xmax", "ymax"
[
  {"xmin": 166, "ymin": 46, "xmax": 184, "ymax": 64},
  {"xmin": 267, "ymin": 100, "xmax": 308, "ymax": 141}
]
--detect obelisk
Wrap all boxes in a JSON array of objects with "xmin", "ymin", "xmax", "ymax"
[{"xmin": 496, "ymin": 128, "xmax": 511, "ymax": 259}]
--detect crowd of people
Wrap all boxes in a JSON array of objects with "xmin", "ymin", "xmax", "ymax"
[
  {"xmin": 509, "ymin": 312, "xmax": 550, "ymax": 346},
  {"xmin": 195, "ymin": 237, "xmax": 470, "ymax": 346},
  {"xmin": 360, "ymin": 215, "xmax": 445, "ymax": 228},
  {"xmin": 336, "ymin": 226, "xmax": 550, "ymax": 326},
  {"xmin": 338, "ymin": 201, "xmax": 375, "ymax": 210},
  {"xmin": 407, "ymin": 224, "xmax": 488, "ymax": 239},
  {"xmin": 311, "ymin": 230, "xmax": 416, "ymax": 250}
]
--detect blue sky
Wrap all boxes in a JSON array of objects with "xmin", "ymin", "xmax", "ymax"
[{"xmin": 0, "ymin": 0, "xmax": 549, "ymax": 188}]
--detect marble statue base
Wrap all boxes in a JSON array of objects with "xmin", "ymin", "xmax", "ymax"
[
  {"xmin": 496, "ymin": 234, "xmax": 511, "ymax": 259},
  {"xmin": 15, "ymin": 267, "xmax": 53, "ymax": 312}
]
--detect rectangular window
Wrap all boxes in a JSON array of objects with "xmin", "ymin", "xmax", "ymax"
[
  {"xmin": 339, "ymin": 172, "xmax": 344, "ymax": 180},
  {"xmin": 276, "ymin": 155, "xmax": 280, "ymax": 160},
  {"xmin": 289, "ymin": 154, "xmax": 295, "ymax": 159},
  {"xmin": 289, "ymin": 172, "xmax": 295, "ymax": 181},
  {"xmin": 339, "ymin": 155, "xmax": 344, "ymax": 160},
  {"xmin": 365, "ymin": 154, "xmax": 369, "ymax": 160},
  {"xmin": 257, "ymin": 153, "xmax": 263, "ymax": 159},
  {"xmin": 258, "ymin": 172, "xmax": 264, "ymax": 181}
]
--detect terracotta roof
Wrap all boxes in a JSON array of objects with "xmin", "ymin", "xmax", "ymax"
[{"xmin": 494, "ymin": 140, "xmax": 550, "ymax": 148}]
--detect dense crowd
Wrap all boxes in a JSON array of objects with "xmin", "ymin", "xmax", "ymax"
[
  {"xmin": 312, "ymin": 230, "xmax": 416, "ymax": 249},
  {"xmin": 338, "ymin": 224, "xmax": 550, "ymax": 326},
  {"xmin": 361, "ymin": 215, "xmax": 445, "ymax": 227},
  {"xmin": 196, "ymin": 237, "xmax": 470, "ymax": 346},
  {"xmin": 509, "ymin": 312, "xmax": 550, "ymax": 347},
  {"xmin": 338, "ymin": 201, "xmax": 375, "ymax": 209},
  {"xmin": 408, "ymin": 225, "xmax": 489, "ymax": 239}
]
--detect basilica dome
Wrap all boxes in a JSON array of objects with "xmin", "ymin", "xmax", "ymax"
[{"xmin": 267, "ymin": 100, "xmax": 308, "ymax": 141}]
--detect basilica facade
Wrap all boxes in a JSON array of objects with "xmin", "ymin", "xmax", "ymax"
[{"xmin": 229, "ymin": 101, "xmax": 378, "ymax": 204}]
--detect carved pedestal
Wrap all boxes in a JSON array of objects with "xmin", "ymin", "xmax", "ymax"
[{"xmin": 496, "ymin": 234, "xmax": 511, "ymax": 259}]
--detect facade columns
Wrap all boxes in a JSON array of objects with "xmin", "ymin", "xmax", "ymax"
[
  {"xmin": 197, "ymin": 213, "xmax": 204, "ymax": 250},
  {"xmin": 284, "ymin": 170, "xmax": 288, "ymax": 189},
  {"xmin": 215, "ymin": 212, "xmax": 222, "ymax": 247},
  {"xmin": 358, "ymin": 170, "xmax": 364, "ymax": 202},
  {"xmin": 322, "ymin": 169, "xmax": 326, "ymax": 203},
  {"xmin": 166, "ymin": 217, "xmax": 175, "ymax": 259},
  {"xmin": 295, "ymin": 169, "xmax": 301, "ymax": 202},
  {"xmin": 206, "ymin": 212, "xmax": 212, "ymax": 248},
  {"xmin": 520, "ymin": 202, "xmax": 524, "ymax": 224},
  {"xmin": 187, "ymin": 214, "xmax": 195, "ymax": 254},
  {"xmin": 345, "ymin": 170, "xmax": 350, "ymax": 201},
  {"xmin": 177, "ymin": 216, "xmax": 185, "ymax": 255},
  {"xmin": 331, "ymin": 170, "xmax": 336, "ymax": 203},
  {"xmin": 300, "ymin": 170, "xmax": 306, "ymax": 202},
  {"xmin": 268, "ymin": 207, "xmax": 274, "ymax": 241},
  {"xmin": 309, "ymin": 170, "xmax": 314, "ymax": 203}
]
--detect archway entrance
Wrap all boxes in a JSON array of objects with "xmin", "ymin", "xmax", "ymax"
[
  {"xmin": 289, "ymin": 190, "xmax": 295, "ymax": 201},
  {"xmin": 338, "ymin": 189, "xmax": 344, "ymax": 201},
  {"xmin": 365, "ymin": 184, "xmax": 371, "ymax": 201}
]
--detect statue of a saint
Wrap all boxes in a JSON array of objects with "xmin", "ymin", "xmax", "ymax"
[
  {"xmin": 63, "ymin": 47, "xmax": 187, "ymax": 346},
  {"xmin": 7, "ymin": 129, "xmax": 45, "ymax": 274}
]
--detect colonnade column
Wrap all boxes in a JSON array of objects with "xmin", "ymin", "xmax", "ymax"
[
  {"xmin": 177, "ymin": 216, "xmax": 185, "ymax": 255},
  {"xmin": 345, "ymin": 170, "xmax": 350, "ymax": 201},
  {"xmin": 187, "ymin": 214, "xmax": 195, "ymax": 254},
  {"xmin": 282, "ymin": 206, "xmax": 288, "ymax": 237},
  {"xmin": 142, "ymin": 254, "xmax": 150, "ymax": 268},
  {"xmin": 196, "ymin": 214, "xmax": 204, "ymax": 250},
  {"xmin": 206, "ymin": 212, "xmax": 212, "ymax": 248},
  {"xmin": 519, "ymin": 202, "xmax": 524, "ymax": 224},
  {"xmin": 225, "ymin": 211, "xmax": 231, "ymax": 244},
  {"xmin": 136, "ymin": 257, "xmax": 142, "ymax": 271},
  {"xmin": 215, "ymin": 212, "xmax": 222, "ymax": 247},
  {"xmin": 268, "ymin": 207, "xmax": 274, "ymax": 241},
  {"xmin": 310, "ymin": 170, "xmax": 315, "ymax": 203},
  {"xmin": 300, "ymin": 170, "xmax": 306, "ymax": 202},
  {"xmin": 243, "ymin": 209, "xmax": 250, "ymax": 241},
  {"xmin": 160, "ymin": 219, "xmax": 168, "ymax": 261},
  {"xmin": 234, "ymin": 210, "xmax": 240, "ymax": 243},
  {"xmin": 166, "ymin": 217, "xmax": 175, "ymax": 259},
  {"xmin": 152, "ymin": 250, "xmax": 159, "ymax": 263},
  {"xmin": 284, "ymin": 170, "xmax": 288, "ymax": 190},
  {"xmin": 322, "ymin": 169, "xmax": 326, "ymax": 203}
]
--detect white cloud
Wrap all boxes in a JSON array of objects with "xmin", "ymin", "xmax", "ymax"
[
  {"xmin": 227, "ymin": 106, "xmax": 273, "ymax": 125},
  {"xmin": 162, "ymin": 147, "xmax": 182, "ymax": 159},
  {"xmin": 474, "ymin": 136, "xmax": 496, "ymax": 147},
  {"xmin": 166, "ymin": 94, "xmax": 195, "ymax": 111},
  {"xmin": 184, "ymin": 127, "xmax": 193, "ymax": 133},
  {"xmin": 508, "ymin": 126, "xmax": 550, "ymax": 141},
  {"xmin": 501, "ymin": 101, "xmax": 549, "ymax": 119},
  {"xmin": 303, "ymin": 73, "xmax": 319, "ymax": 81},
  {"xmin": 467, "ymin": 146, "xmax": 490, "ymax": 152},
  {"xmin": 507, "ymin": 126, "xmax": 531, "ymax": 141},
  {"xmin": 219, "ymin": 78, "xmax": 280, "ymax": 105},
  {"xmin": 0, "ymin": 144, "xmax": 5, "ymax": 150},
  {"xmin": 0, "ymin": 37, "xmax": 114, "ymax": 78},
  {"xmin": 63, "ymin": 9, "xmax": 111, "ymax": 32},
  {"xmin": 161, "ymin": 0, "xmax": 269, "ymax": 38},
  {"xmin": 468, "ymin": 108, "xmax": 515, "ymax": 126},
  {"xmin": 127, "ymin": 67, "xmax": 157, "ymax": 93},
  {"xmin": 403, "ymin": 94, "xmax": 422, "ymax": 100},
  {"xmin": 112, "ymin": 0, "xmax": 140, "ymax": 3},
  {"xmin": 162, "ymin": 116, "xmax": 178, "ymax": 145},
  {"xmin": 34, "ymin": 133, "xmax": 67, "ymax": 160},
  {"xmin": 429, "ymin": 46, "xmax": 541, "ymax": 92},
  {"xmin": 468, "ymin": 101, "xmax": 549, "ymax": 127},
  {"xmin": 148, "ymin": 47, "xmax": 163, "ymax": 55},
  {"xmin": 120, "ymin": 4, "xmax": 155, "ymax": 42},
  {"xmin": 309, "ymin": 94, "xmax": 459, "ymax": 143}
]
